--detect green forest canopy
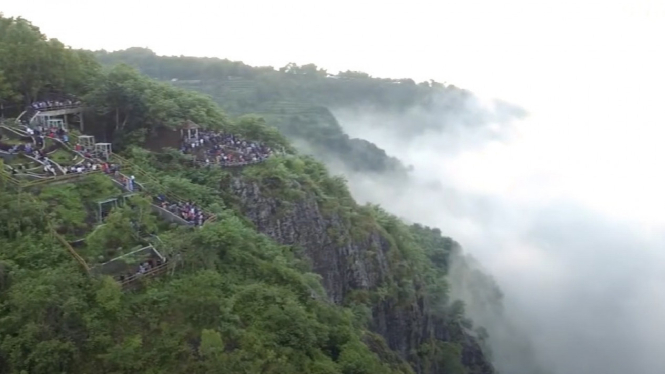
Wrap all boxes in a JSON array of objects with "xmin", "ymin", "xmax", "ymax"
[
  {"xmin": 0, "ymin": 14, "xmax": 504, "ymax": 374},
  {"xmin": 94, "ymin": 48, "xmax": 526, "ymax": 175}
]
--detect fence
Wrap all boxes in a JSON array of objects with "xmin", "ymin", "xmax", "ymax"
[
  {"xmin": 111, "ymin": 170, "xmax": 216, "ymax": 226},
  {"xmin": 194, "ymin": 158, "xmax": 266, "ymax": 168},
  {"xmin": 0, "ymin": 124, "xmax": 189, "ymax": 288},
  {"xmin": 110, "ymin": 154, "xmax": 217, "ymax": 224},
  {"xmin": 120, "ymin": 262, "xmax": 169, "ymax": 287},
  {"xmin": 0, "ymin": 124, "xmax": 33, "ymax": 139},
  {"xmin": 32, "ymin": 104, "xmax": 82, "ymax": 112},
  {"xmin": 21, "ymin": 170, "xmax": 102, "ymax": 188}
]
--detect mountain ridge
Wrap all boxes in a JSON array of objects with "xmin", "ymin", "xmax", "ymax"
[
  {"xmin": 0, "ymin": 14, "xmax": 542, "ymax": 374},
  {"xmin": 94, "ymin": 47, "xmax": 526, "ymax": 178}
]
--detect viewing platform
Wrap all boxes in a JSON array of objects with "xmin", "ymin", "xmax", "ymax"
[
  {"xmin": 34, "ymin": 104, "xmax": 83, "ymax": 117},
  {"xmin": 17, "ymin": 100, "xmax": 85, "ymax": 129}
]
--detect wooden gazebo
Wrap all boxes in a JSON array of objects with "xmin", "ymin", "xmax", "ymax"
[{"xmin": 179, "ymin": 120, "xmax": 199, "ymax": 140}]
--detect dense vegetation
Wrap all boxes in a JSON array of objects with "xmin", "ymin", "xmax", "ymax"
[
  {"xmin": 94, "ymin": 47, "xmax": 477, "ymax": 116},
  {"xmin": 0, "ymin": 14, "xmax": 506, "ymax": 374},
  {"xmin": 95, "ymin": 48, "xmax": 525, "ymax": 176}
]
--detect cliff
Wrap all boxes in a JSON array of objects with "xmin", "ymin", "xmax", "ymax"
[
  {"xmin": 227, "ymin": 171, "xmax": 494, "ymax": 374},
  {"xmin": 0, "ymin": 14, "xmax": 511, "ymax": 372}
]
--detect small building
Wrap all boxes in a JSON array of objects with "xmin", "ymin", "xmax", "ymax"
[{"xmin": 179, "ymin": 120, "xmax": 200, "ymax": 140}]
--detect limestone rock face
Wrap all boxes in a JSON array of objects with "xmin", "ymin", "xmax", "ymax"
[{"xmin": 230, "ymin": 177, "xmax": 494, "ymax": 374}]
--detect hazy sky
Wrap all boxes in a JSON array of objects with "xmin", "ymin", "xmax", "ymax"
[{"xmin": 4, "ymin": 0, "xmax": 664, "ymax": 104}]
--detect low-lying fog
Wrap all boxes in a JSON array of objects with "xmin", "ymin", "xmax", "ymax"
[{"xmin": 325, "ymin": 64, "xmax": 665, "ymax": 373}]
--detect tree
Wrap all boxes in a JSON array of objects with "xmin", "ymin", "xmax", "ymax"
[
  {"xmin": 85, "ymin": 64, "xmax": 228, "ymax": 145},
  {"xmin": 279, "ymin": 62, "xmax": 300, "ymax": 74},
  {"xmin": 199, "ymin": 329, "xmax": 225, "ymax": 359},
  {"xmin": 300, "ymin": 63, "xmax": 327, "ymax": 77},
  {"xmin": 0, "ymin": 17, "xmax": 47, "ymax": 103},
  {"xmin": 0, "ymin": 16, "xmax": 88, "ymax": 104},
  {"xmin": 0, "ymin": 71, "xmax": 20, "ymax": 105},
  {"xmin": 336, "ymin": 70, "xmax": 370, "ymax": 79},
  {"xmin": 279, "ymin": 63, "xmax": 327, "ymax": 77},
  {"xmin": 0, "ymin": 15, "xmax": 512, "ymax": 374},
  {"xmin": 84, "ymin": 64, "xmax": 151, "ymax": 141},
  {"xmin": 233, "ymin": 115, "xmax": 293, "ymax": 151}
]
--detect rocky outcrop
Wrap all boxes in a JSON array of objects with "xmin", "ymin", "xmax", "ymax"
[
  {"xmin": 229, "ymin": 177, "xmax": 494, "ymax": 374},
  {"xmin": 230, "ymin": 177, "xmax": 391, "ymax": 304}
]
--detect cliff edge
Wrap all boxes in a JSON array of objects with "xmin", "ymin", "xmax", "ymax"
[{"xmin": 224, "ymin": 158, "xmax": 494, "ymax": 374}]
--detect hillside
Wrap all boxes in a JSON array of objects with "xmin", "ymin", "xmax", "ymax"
[
  {"xmin": 94, "ymin": 48, "xmax": 526, "ymax": 177},
  {"xmin": 0, "ymin": 14, "xmax": 517, "ymax": 374}
]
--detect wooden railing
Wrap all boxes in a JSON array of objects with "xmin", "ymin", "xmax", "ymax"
[
  {"xmin": 120, "ymin": 262, "xmax": 169, "ymax": 287},
  {"xmin": 21, "ymin": 170, "xmax": 102, "ymax": 188},
  {"xmin": 110, "ymin": 154, "xmax": 217, "ymax": 224},
  {"xmin": 194, "ymin": 158, "xmax": 267, "ymax": 168},
  {"xmin": 4, "ymin": 147, "xmax": 217, "ymax": 225},
  {"xmin": 1, "ymin": 124, "xmax": 225, "ymax": 286},
  {"xmin": 0, "ymin": 125, "xmax": 32, "ymax": 138},
  {"xmin": 32, "ymin": 104, "xmax": 82, "ymax": 112},
  {"xmin": 109, "ymin": 170, "xmax": 216, "ymax": 226},
  {"xmin": 15, "ymin": 110, "xmax": 27, "ymax": 123},
  {"xmin": 0, "ymin": 121, "xmax": 186, "ymax": 288},
  {"xmin": 110, "ymin": 154, "xmax": 164, "ymax": 187}
]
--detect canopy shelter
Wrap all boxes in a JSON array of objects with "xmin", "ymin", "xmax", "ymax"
[
  {"xmin": 179, "ymin": 120, "xmax": 199, "ymax": 140},
  {"xmin": 78, "ymin": 135, "xmax": 95, "ymax": 151},
  {"xmin": 95, "ymin": 143, "xmax": 112, "ymax": 160},
  {"xmin": 97, "ymin": 198, "xmax": 118, "ymax": 223}
]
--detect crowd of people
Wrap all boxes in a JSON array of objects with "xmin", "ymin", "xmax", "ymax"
[
  {"xmin": 9, "ymin": 99, "xmax": 282, "ymax": 285},
  {"xmin": 1, "ymin": 125, "xmax": 71, "ymax": 153},
  {"xmin": 1, "ymin": 139, "xmax": 110, "ymax": 178},
  {"xmin": 155, "ymin": 194, "xmax": 209, "ymax": 226},
  {"xmin": 30, "ymin": 99, "xmax": 81, "ymax": 110},
  {"xmin": 3, "ymin": 126, "xmax": 226, "ymax": 229},
  {"xmin": 26, "ymin": 125, "xmax": 71, "ymax": 144},
  {"xmin": 4, "ymin": 119, "xmax": 282, "ymax": 285},
  {"xmin": 0, "ymin": 126, "xmax": 82, "ymax": 177},
  {"xmin": 116, "ymin": 257, "xmax": 165, "ymax": 284},
  {"xmin": 64, "ymin": 160, "xmax": 107, "ymax": 175},
  {"xmin": 102, "ymin": 166, "xmax": 209, "ymax": 227},
  {"xmin": 0, "ymin": 141, "xmax": 54, "ymax": 175},
  {"xmin": 2, "ymin": 149, "xmax": 61, "ymax": 177},
  {"xmin": 0, "ymin": 141, "xmax": 33, "ymax": 155},
  {"xmin": 180, "ymin": 131, "xmax": 273, "ymax": 166},
  {"xmin": 0, "ymin": 132, "xmax": 61, "ymax": 173},
  {"xmin": 103, "ymin": 163, "xmax": 131, "ymax": 185},
  {"xmin": 18, "ymin": 96, "xmax": 81, "ymax": 127}
]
